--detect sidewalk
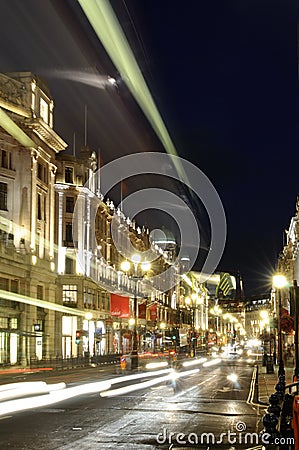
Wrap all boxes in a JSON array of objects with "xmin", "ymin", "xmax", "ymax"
[{"xmin": 257, "ymin": 363, "xmax": 294, "ymax": 404}]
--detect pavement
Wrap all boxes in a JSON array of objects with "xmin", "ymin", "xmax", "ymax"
[{"xmin": 257, "ymin": 362, "xmax": 295, "ymax": 404}]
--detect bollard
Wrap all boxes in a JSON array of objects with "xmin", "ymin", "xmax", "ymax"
[
  {"xmin": 173, "ymin": 352, "xmax": 177, "ymax": 368},
  {"xmin": 120, "ymin": 355, "xmax": 126, "ymax": 371},
  {"xmin": 278, "ymin": 374, "xmax": 286, "ymax": 388},
  {"xmin": 275, "ymin": 381, "xmax": 285, "ymax": 402},
  {"xmin": 261, "ymin": 413, "xmax": 280, "ymax": 447},
  {"xmin": 268, "ymin": 393, "xmax": 281, "ymax": 417}
]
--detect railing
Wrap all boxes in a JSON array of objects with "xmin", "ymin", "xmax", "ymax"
[
  {"xmin": 261, "ymin": 373, "xmax": 297, "ymax": 449},
  {"xmin": 29, "ymin": 354, "xmax": 121, "ymax": 370}
]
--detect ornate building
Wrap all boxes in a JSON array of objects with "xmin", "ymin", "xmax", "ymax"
[
  {"xmin": 0, "ymin": 71, "xmax": 216, "ymax": 366},
  {"xmin": 0, "ymin": 72, "xmax": 67, "ymax": 365}
]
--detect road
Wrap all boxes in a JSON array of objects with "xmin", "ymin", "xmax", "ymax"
[{"xmin": 0, "ymin": 357, "xmax": 265, "ymax": 449}]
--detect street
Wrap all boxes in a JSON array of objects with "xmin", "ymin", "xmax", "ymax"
[{"xmin": 0, "ymin": 358, "xmax": 265, "ymax": 449}]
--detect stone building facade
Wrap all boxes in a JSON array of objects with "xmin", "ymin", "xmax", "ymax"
[{"xmin": 0, "ymin": 71, "xmax": 212, "ymax": 366}]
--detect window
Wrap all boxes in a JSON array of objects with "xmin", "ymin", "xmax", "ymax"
[
  {"xmin": 40, "ymin": 98, "xmax": 49, "ymax": 124},
  {"xmin": 44, "ymin": 197, "xmax": 47, "ymax": 221},
  {"xmin": 1, "ymin": 150, "xmax": 9, "ymax": 169},
  {"xmin": 0, "ymin": 317, "xmax": 8, "ymax": 328},
  {"xmin": 66, "ymin": 196, "xmax": 74, "ymax": 213},
  {"xmin": 37, "ymin": 163, "xmax": 47, "ymax": 183},
  {"xmin": 37, "ymin": 285, "xmax": 43, "ymax": 300},
  {"xmin": 0, "ymin": 182, "xmax": 7, "ymax": 210},
  {"xmin": 65, "ymin": 223, "xmax": 73, "ymax": 242},
  {"xmin": 11, "ymin": 280, "xmax": 19, "ymax": 293},
  {"xmin": 65, "ymin": 256, "xmax": 73, "ymax": 274},
  {"xmin": 84, "ymin": 288, "xmax": 96, "ymax": 308},
  {"xmin": 9, "ymin": 318, "xmax": 18, "ymax": 329},
  {"xmin": 0, "ymin": 278, "xmax": 9, "ymax": 291},
  {"xmin": 62, "ymin": 285, "xmax": 77, "ymax": 305},
  {"xmin": 37, "ymin": 194, "xmax": 42, "ymax": 220},
  {"xmin": 65, "ymin": 167, "xmax": 73, "ymax": 184}
]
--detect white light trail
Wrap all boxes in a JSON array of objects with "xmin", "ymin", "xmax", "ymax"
[
  {"xmin": 145, "ymin": 362, "xmax": 168, "ymax": 370},
  {"xmin": 0, "ymin": 381, "xmax": 65, "ymax": 402},
  {"xmin": 100, "ymin": 369, "xmax": 199, "ymax": 398},
  {"xmin": 0, "ymin": 368, "xmax": 173, "ymax": 416},
  {"xmin": 202, "ymin": 358, "xmax": 222, "ymax": 367},
  {"xmin": 182, "ymin": 357, "xmax": 207, "ymax": 367},
  {"xmin": 0, "ymin": 380, "xmax": 111, "ymax": 417}
]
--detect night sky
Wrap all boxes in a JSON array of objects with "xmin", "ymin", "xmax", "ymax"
[{"xmin": 1, "ymin": 0, "xmax": 299, "ymax": 295}]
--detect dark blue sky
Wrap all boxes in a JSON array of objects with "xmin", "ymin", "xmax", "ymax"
[
  {"xmin": 121, "ymin": 0, "xmax": 299, "ymax": 293},
  {"xmin": 0, "ymin": 0, "xmax": 299, "ymax": 294}
]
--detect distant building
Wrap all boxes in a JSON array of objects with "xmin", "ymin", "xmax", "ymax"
[{"xmin": 244, "ymin": 294, "xmax": 272, "ymax": 338}]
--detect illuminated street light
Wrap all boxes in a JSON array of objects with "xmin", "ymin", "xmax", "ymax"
[
  {"xmin": 273, "ymin": 273, "xmax": 287, "ymax": 377},
  {"xmin": 141, "ymin": 261, "xmax": 151, "ymax": 272},
  {"xmin": 273, "ymin": 274, "xmax": 287, "ymax": 289},
  {"xmin": 120, "ymin": 260, "xmax": 130, "ymax": 272}
]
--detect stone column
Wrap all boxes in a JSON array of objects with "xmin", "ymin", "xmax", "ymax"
[{"xmin": 19, "ymin": 311, "xmax": 27, "ymax": 366}]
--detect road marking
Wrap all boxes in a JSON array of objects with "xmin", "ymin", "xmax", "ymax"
[
  {"xmin": 0, "ymin": 415, "xmax": 12, "ymax": 420},
  {"xmin": 173, "ymin": 384, "xmax": 198, "ymax": 398},
  {"xmin": 246, "ymin": 365, "xmax": 259, "ymax": 406},
  {"xmin": 197, "ymin": 374, "xmax": 217, "ymax": 387}
]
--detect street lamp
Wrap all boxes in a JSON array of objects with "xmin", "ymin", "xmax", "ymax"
[
  {"xmin": 273, "ymin": 273, "xmax": 287, "ymax": 377},
  {"xmin": 210, "ymin": 305, "xmax": 222, "ymax": 345},
  {"xmin": 185, "ymin": 293, "xmax": 199, "ymax": 357},
  {"xmin": 160, "ymin": 322, "xmax": 166, "ymax": 350},
  {"xmin": 260, "ymin": 310, "xmax": 269, "ymax": 366},
  {"xmin": 121, "ymin": 254, "xmax": 151, "ymax": 370}
]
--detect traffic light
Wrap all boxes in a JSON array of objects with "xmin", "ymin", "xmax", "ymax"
[{"xmin": 75, "ymin": 330, "xmax": 81, "ymax": 344}]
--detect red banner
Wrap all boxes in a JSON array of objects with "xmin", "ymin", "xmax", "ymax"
[
  {"xmin": 149, "ymin": 303, "xmax": 157, "ymax": 321},
  {"xmin": 110, "ymin": 294, "xmax": 130, "ymax": 318},
  {"xmin": 280, "ymin": 314, "xmax": 294, "ymax": 334},
  {"xmin": 138, "ymin": 302, "xmax": 146, "ymax": 319}
]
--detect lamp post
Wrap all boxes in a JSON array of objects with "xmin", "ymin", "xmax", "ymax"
[
  {"xmin": 210, "ymin": 305, "xmax": 222, "ymax": 346},
  {"xmin": 160, "ymin": 322, "xmax": 166, "ymax": 351},
  {"xmin": 273, "ymin": 273, "xmax": 287, "ymax": 378},
  {"xmin": 121, "ymin": 254, "xmax": 151, "ymax": 370},
  {"xmin": 185, "ymin": 293, "xmax": 201, "ymax": 357},
  {"xmin": 260, "ymin": 310, "xmax": 269, "ymax": 367}
]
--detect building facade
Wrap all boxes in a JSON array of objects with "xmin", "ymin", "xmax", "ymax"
[{"xmin": 0, "ymin": 72, "xmax": 228, "ymax": 366}]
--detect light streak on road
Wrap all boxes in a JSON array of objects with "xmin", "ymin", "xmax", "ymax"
[
  {"xmin": 110, "ymin": 368, "xmax": 173, "ymax": 384},
  {"xmin": 0, "ymin": 380, "xmax": 111, "ymax": 417},
  {"xmin": 100, "ymin": 369, "xmax": 199, "ymax": 398},
  {"xmin": 202, "ymin": 358, "xmax": 222, "ymax": 367},
  {"xmin": 0, "ymin": 381, "xmax": 65, "ymax": 402},
  {"xmin": 0, "ymin": 368, "xmax": 172, "ymax": 416},
  {"xmin": 182, "ymin": 357, "xmax": 207, "ymax": 367},
  {"xmin": 145, "ymin": 362, "xmax": 168, "ymax": 370}
]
